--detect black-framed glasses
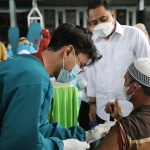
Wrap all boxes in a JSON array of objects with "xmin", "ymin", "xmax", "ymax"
[{"xmin": 77, "ymin": 55, "xmax": 85, "ymax": 75}]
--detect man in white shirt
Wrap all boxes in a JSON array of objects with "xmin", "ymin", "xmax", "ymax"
[
  {"xmin": 85, "ymin": 0, "xmax": 150, "ymax": 125},
  {"xmin": 78, "ymin": 66, "xmax": 96, "ymax": 129}
]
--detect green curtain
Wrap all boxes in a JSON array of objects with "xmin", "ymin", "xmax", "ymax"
[{"xmin": 48, "ymin": 86, "xmax": 79, "ymax": 129}]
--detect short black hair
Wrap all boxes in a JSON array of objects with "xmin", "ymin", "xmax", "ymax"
[
  {"xmin": 129, "ymin": 72, "xmax": 150, "ymax": 96},
  {"xmin": 48, "ymin": 23, "xmax": 101, "ymax": 65},
  {"xmin": 87, "ymin": 0, "xmax": 112, "ymax": 17}
]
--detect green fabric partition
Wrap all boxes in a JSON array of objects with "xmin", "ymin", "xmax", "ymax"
[{"xmin": 49, "ymin": 86, "xmax": 79, "ymax": 129}]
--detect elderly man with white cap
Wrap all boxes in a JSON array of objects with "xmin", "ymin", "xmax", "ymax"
[{"xmin": 94, "ymin": 58, "xmax": 150, "ymax": 150}]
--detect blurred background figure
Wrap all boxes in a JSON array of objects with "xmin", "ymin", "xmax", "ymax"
[
  {"xmin": 17, "ymin": 37, "xmax": 37, "ymax": 54},
  {"xmin": 0, "ymin": 42, "xmax": 7, "ymax": 62},
  {"xmin": 37, "ymin": 28, "xmax": 51, "ymax": 52},
  {"xmin": 6, "ymin": 42, "xmax": 13, "ymax": 58},
  {"xmin": 133, "ymin": 23, "xmax": 150, "ymax": 44}
]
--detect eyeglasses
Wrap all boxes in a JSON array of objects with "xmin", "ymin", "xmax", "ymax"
[{"xmin": 77, "ymin": 55, "xmax": 85, "ymax": 75}]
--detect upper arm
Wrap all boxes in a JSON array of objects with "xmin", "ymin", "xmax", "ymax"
[
  {"xmin": 1, "ymin": 44, "xmax": 7, "ymax": 60},
  {"xmin": 95, "ymin": 125, "xmax": 118, "ymax": 150},
  {"xmin": 133, "ymin": 29, "xmax": 150, "ymax": 58}
]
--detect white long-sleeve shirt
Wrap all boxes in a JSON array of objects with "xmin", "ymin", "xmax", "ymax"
[
  {"xmin": 87, "ymin": 21, "xmax": 150, "ymax": 121},
  {"xmin": 78, "ymin": 66, "xmax": 93, "ymax": 103}
]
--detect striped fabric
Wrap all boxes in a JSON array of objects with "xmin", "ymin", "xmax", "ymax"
[
  {"xmin": 117, "ymin": 105, "xmax": 150, "ymax": 150},
  {"xmin": 117, "ymin": 121, "xmax": 127, "ymax": 150}
]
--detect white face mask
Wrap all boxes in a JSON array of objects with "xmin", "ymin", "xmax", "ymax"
[
  {"xmin": 93, "ymin": 22, "xmax": 114, "ymax": 38},
  {"xmin": 123, "ymin": 83, "xmax": 141, "ymax": 101}
]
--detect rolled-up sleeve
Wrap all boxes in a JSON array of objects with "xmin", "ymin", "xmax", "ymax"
[{"xmin": 133, "ymin": 28, "xmax": 150, "ymax": 58}]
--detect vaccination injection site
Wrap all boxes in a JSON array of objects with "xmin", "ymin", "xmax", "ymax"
[{"xmin": 1, "ymin": 0, "xmax": 150, "ymax": 150}]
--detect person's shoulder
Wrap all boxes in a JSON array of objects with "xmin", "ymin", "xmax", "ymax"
[
  {"xmin": 120, "ymin": 111, "xmax": 148, "ymax": 130},
  {"xmin": 120, "ymin": 113, "xmax": 150, "ymax": 140},
  {"xmin": 0, "ymin": 55, "xmax": 49, "ymax": 86},
  {"xmin": 0, "ymin": 42, "xmax": 5, "ymax": 49},
  {"xmin": 1, "ymin": 54, "xmax": 43, "ymax": 71},
  {"xmin": 0, "ymin": 42, "xmax": 4, "ymax": 46},
  {"xmin": 122, "ymin": 25, "xmax": 140, "ymax": 33},
  {"xmin": 17, "ymin": 45, "xmax": 25, "ymax": 51},
  {"xmin": 29, "ymin": 45, "xmax": 36, "ymax": 53},
  {"xmin": 122, "ymin": 25, "xmax": 144, "ymax": 35}
]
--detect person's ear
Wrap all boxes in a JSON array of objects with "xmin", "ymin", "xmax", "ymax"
[
  {"xmin": 130, "ymin": 82, "xmax": 140, "ymax": 94},
  {"xmin": 63, "ymin": 45, "xmax": 74, "ymax": 59},
  {"xmin": 134, "ymin": 83, "xmax": 141, "ymax": 90},
  {"xmin": 111, "ymin": 11, "xmax": 115, "ymax": 21},
  {"xmin": 88, "ymin": 24, "xmax": 93, "ymax": 33}
]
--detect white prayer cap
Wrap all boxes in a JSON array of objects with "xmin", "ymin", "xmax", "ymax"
[{"xmin": 128, "ymin": 58, "xmax": 150, "ymax": 87}]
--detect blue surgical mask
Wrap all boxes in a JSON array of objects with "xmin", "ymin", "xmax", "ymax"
[{"xmin": 56, "ymin": 52, "xmax": 80, "ymax": 83}]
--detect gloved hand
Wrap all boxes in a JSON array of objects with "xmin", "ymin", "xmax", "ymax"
[
  {"xmin": 86, "ymin": 121, "xmax": 116, "ymax": 143},
  {"xmin": 63, "ymin": 139, "xmax": 90, "ymax": 150}
]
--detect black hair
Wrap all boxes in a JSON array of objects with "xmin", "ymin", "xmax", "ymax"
[
  {"xmin": 129, "ymin": 72, "xmax": 150, "ymax": 96},
  {"xmin": 48, "ymin": 23, "xmax": 101, "ymax": 65},
  {"xmin": 87, "ymin": 0, "xmax": 112, "ymax": 17},
  {"xmin": 4, "ymin": 41, "xmax": 10, "ymax": 47}
]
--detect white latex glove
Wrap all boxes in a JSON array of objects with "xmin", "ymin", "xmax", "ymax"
[
  {"xmin": 86, "ymin": 121, "xmax": 116, "ymax": 143},
  {"xmin": 63, "ymin": 139, "xmax": 90, "ymax": 150}
]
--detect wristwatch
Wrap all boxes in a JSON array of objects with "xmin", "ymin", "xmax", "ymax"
[{"xmin": 88, "ymin": 101, "xmax": 96, "ymax": 105}]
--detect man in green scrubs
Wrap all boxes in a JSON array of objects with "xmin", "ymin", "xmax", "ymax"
[{"xmin": 0, "ymin": 23, "xmax": 115, "ymax": 150}]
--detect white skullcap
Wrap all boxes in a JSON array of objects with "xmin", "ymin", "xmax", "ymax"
[{"xmin": 128, "ymin": 58, "xmax": 150, "ymax": 87}]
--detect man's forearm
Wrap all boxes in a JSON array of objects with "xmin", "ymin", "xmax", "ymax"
[
  {"xmin": 89, "ymin": 97, "xmax": 96, "ymax": 102},
  {"xmin": 115, "ymin": 114, "xmax": 124, "ymax": 121},
  {"xmin": 89, "ymin": 97, "xmax": 96, "ymax": 105}
]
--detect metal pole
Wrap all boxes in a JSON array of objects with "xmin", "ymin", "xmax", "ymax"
[
  {"xmin": 9, "ymin": 0, "xmax": 17, "ymax": 27},
  {"xmin": 32, "ymin": 0, "xmax": 37, "ymax": 8},
  {"xmin": 137, "ymin": 0, "xmax": 145, "ymax": 11}
]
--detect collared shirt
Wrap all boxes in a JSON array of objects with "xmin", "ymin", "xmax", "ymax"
[
  {"xmin": 87, "ymin": 21, "xmax": 150, "ymax": 121},
  {"xmin": 78, "ymin": 66, "xmax": 89, "ymax": 103},
  {"xmin": 0, "ymin": 54, "xmax": 86, "ymax": 149},
  {"xmin": 118, "ymin": 105, "xmax": 150, "ymax": 150},
  {"xmin": 32, "ymin": 52, "xmax": 44, "ymax": 65}
]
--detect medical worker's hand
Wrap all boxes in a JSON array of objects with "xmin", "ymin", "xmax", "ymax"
[
  {"xmin": 89, "ymin": 105, "xmax": 97, "ymax": 123},
  {"xmin": 105, "ymin": 98, "xmax": 124, "ymax": 120},
  {"xmin": 86, "ymin": 121, "xmax": 116, "ymax": 143},
  {"xmin": 63, "ymin": 139, "xmax": 90, "ymax": 150}
]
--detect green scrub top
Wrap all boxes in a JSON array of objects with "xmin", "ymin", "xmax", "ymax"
[{"xmin": 0, "ymin": 55, "xmax": 85, "ymax": 150}]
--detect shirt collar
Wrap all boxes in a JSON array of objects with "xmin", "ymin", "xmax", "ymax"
[{"xmin": 114, "ymin": 21, "xmax": 123, "ymax": 36}]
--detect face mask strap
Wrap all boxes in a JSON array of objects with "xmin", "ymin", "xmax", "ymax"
[
  {"xmin": 73, "ymin": 49, "xmax": 77, "ymax": 65},
  {"xmin": 136, "ymin": 84, "xmax": 141, "ymax": 93},
  {"xmin": 63, "ymin": 48, "xmax": 76, "ymax": 69},
  {"xmin": 63, "ymin": 56, "xmax": 65, "ymax": 69},
  {"xmin": 129, "ymin": 84, "xmax": 141, "ymax": 97}
]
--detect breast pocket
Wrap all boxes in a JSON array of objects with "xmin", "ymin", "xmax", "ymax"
[{"xmin": 115, "ymin": 51, "xmax": 133, "ymax": 72}]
